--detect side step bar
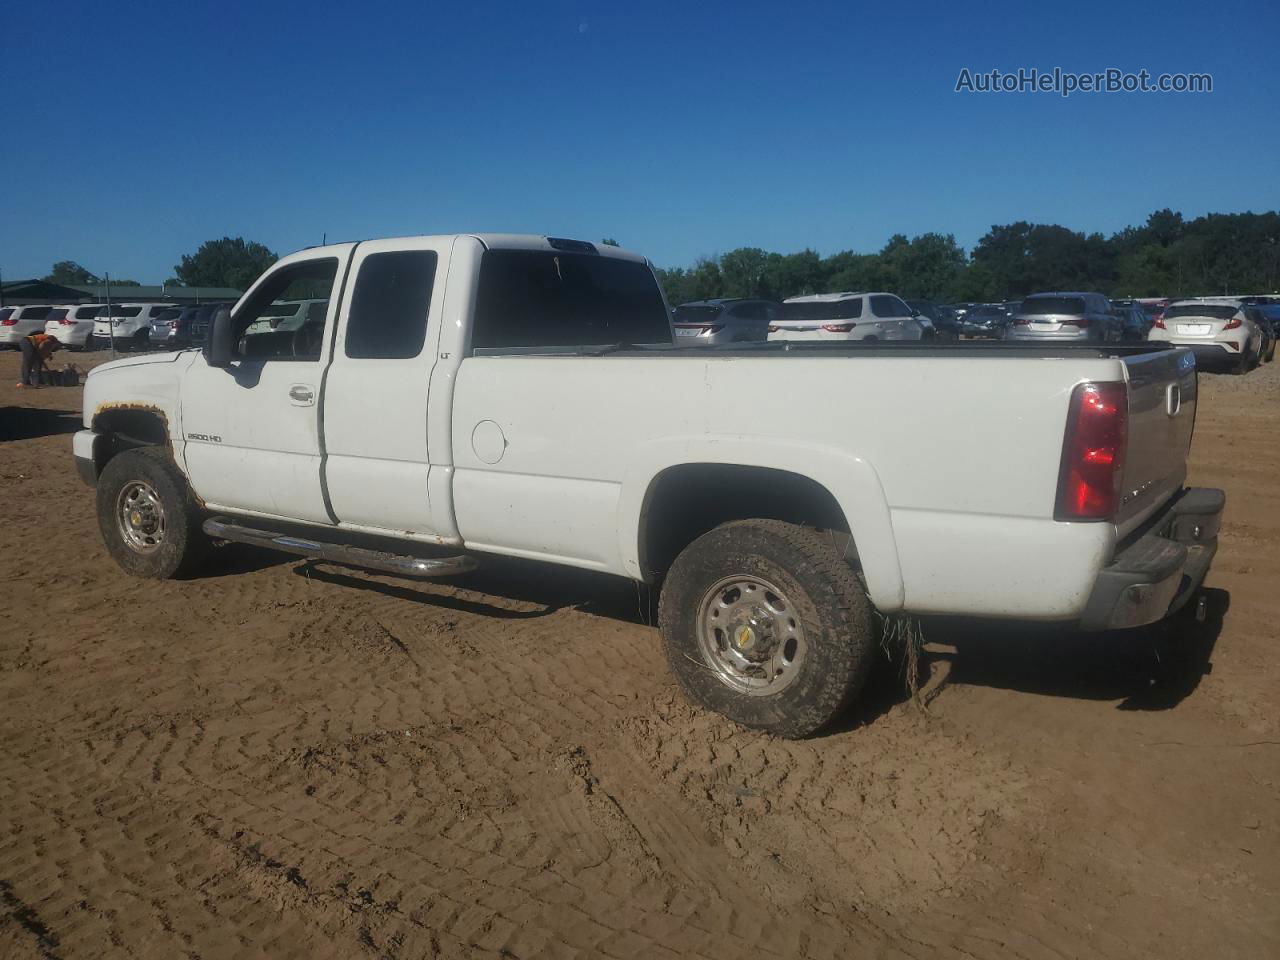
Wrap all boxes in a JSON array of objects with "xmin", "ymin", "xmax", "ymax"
[{"xmin": 202, "ymin": 517, "xmax": 479, "ymax": 579}]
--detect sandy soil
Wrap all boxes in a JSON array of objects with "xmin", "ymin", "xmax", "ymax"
[{"xmin": 1, "ymin": 347, "xmax": 1277, "ymax": 959}]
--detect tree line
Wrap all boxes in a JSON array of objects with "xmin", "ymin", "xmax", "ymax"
[
  {"xmin": 654, "ymin": 209, "xmax": 1280, "ymax": 306},
  {"xmin": 41, "ymin": 210, "xmax": 1280, "ymax": 304},
  {"xmin": 44, "ymin": 237, "xmax": 278, "ymax": 291}
]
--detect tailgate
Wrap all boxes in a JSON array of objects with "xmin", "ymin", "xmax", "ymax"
[{"xmin": 1116, "ymin": 348, "xmax": 1197, "ymax": 537}]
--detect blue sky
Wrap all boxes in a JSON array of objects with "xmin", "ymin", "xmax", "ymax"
[{"xmin": 1, "ymin": 0, "xmax": 1277, "ymax": 282}]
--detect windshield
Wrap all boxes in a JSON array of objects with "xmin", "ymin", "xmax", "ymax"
[
  {"xmin": 1164, "ymin": 304, "xmax": 1239, "ymax": 321},
  {"xmin": 969, "ymin": 306, "xmax": 1004, "ymax": 317},
  {"xmin": 781, "ymin": 300, "xmax": 861, "ymax": 322},
  {"xmin": 1020, "ymin": 297, "xmax": 1087, "ymax": 315}
]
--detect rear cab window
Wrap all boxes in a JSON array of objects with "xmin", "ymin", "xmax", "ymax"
[{"xmin": 472, "ymin": 249, "xmax": 670, "ymax": 350}]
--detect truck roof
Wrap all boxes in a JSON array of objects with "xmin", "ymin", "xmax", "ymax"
[{"xmin": 301, "ymin": 234, "xmax": 648, "ymax": 263}]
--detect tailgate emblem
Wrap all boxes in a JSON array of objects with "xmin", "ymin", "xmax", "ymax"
[{"xmin": 1166, "ymin": 383, "xmax": 1181, "ymax": 417}]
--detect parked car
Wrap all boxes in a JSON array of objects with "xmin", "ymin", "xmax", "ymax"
[
  {"xmin": 74, "ymin": 233, "xmax": 1221, "ymax": 739},
  {"xmin": 1001, "ymin": 299, "xmax": 1024, "ymax": 320},
  {"xmin": 1008, "ymin": 292, "xmax": 1122, "ymax": 343},
  {"xmin": 1109, "ymin": 299, "xmax": 1152, "ymax": 342},
  {"xmin": 91, "ymin": 303, "xmax": 177, "ymax": 351},
  {"xmin": 671, "ymin": 299, "xmax": 777, "ymax": 346},
  {"xmin": 45, "ymin": 304, "xmax": 107, "ymax": 348},
  {"xmin": 1150, "ymin": 299, "xmax": 1265, "ymax": 373},
  {"xmin": 960, "ymin": 304, "xmax": 1009, "ymax": 339},
  {"xmin": 148, "ymin": 307, "xmax": 185, "ymax": 347},
  {"xmin": 0, "ymin": 304, "xmax": 55, "ymax": 347},
  {"xmin": 1242, "ymin": 307, "xmax": 1276, "ymax": 363},
  {"xmin": 769, "ymin": 292, "xmax": 923, "ymax": 342},
  {"xmin": 1138, "ymin": 298, "xmax": 1171, "ymax": 327},
  {"xmin": 188, "ymin": 302, "xmax": 234, "ymax": 346},
  {"xmin": 905, "ymin": 300, "xmax": 961, "ymax": 341},
  {"xmin": 163, "ymin": 306, "xmax": 206, "ymax": 349}
]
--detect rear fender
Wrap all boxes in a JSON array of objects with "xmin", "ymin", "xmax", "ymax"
[{"xmin": 619, "ymin": 436, "xmax": 905, "ymax": 611}]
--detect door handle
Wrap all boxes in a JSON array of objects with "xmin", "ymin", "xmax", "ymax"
[{"xmin": 289, "ymin": 384, "xmax": 315, "ymax": 406}]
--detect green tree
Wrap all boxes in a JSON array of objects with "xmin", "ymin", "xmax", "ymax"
[
  {"xmin": 601, "ymin": 238, "xmax": 620, "ymax": 247},
  {"xmin": 44, "ymin": 260, "xmax": 99, "ymax": 285},
  {"xmin": 174, "ymin": 237, "xmax": 277, "ymax": 290}
]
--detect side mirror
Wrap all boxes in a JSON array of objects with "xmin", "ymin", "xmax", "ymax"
[{"xmin": 205, "ymin": 306, "xmax": 235, "ymax": 367}]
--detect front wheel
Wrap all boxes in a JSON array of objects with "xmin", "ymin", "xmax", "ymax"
[
  {"xmin": 658, "ymin": 519, "xmax": 876, "ymax": 738},
  {"xmin": 96, "ymin": 447, "xmax": 208, "ymax": 579}
]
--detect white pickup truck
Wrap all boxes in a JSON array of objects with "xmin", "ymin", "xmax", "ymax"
[{"xmin": 74, "ymin": 234, "xmax": 1224, "ymax": 737}]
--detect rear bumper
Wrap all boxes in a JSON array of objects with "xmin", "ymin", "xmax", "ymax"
[{"xmin": 1079, "ymin": 487, "xmax": 1224, "ymax": 631}]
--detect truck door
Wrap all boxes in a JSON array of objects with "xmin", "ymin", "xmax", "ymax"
[
  {"xmin": 179, "ymin": 249, "xmax": 352, "ymax": 524},
  {"xmin": 320, "ymin": 237, "xmax": 454, "ymax": 539}
]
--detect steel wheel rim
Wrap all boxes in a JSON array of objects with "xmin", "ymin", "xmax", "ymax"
[
  {"xmin": 116, "ymin": 480, "xmax": 166, "ymax": 554},
  {"xmin": 695, "ymin": 574, "xmax": 807, "ymax": 696}
]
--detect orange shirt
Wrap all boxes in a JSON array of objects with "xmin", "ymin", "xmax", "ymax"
[{"xmin": 26, "ymin": 333, "xmax": 60, "ymax": 362}]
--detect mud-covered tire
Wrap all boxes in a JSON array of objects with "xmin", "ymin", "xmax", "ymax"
[
  {"xmin": 658, "ymin": 519, "xmax": 876, "ymax": 739},
  {"xmin": 96, "ymin": 447, "xmax": 208, "ymax": 579}
]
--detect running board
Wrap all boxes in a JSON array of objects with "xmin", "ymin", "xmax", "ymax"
[{"xmin": 202, "ymin": 518, "xmax": 479, "ymax": 579}]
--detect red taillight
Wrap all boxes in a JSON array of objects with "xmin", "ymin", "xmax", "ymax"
[
  {"xmin": 60, "ymin": 317, "xmax": 75, "ymax": 325},
  {"xmin": 1154, "ymin": 317, "xmax": 1167, "ymax": 329},
  {"xmin": 1074, "ymin": 315, "xmax": 1091, "ymax": 327},
  {"xmin": 821, "ymin": 322, "xmax": 856, "ymax": 333},
  {"xmin": 1224, "ymin": 315, "xmax": 1241, "ymax": 329},
  {"xmin": 1055, "ymin": 382, "xmax": 1127, "ymax": 521},
  {"xmin": 1013, "ymin": 318, "xmax": 1030, "ymax": 325},
  {"xmin": 1, "ymin": 317, "xmax": 17, "ymax": 326}
]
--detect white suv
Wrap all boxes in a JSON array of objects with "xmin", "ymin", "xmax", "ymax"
[
  {"xmin": 46, "ymin": 304, "xmax": 106, "ymax": 348},
  {"xmin": 91, "ymin": 303, "xmax": 175, "ymax": 351},
  {"xmin": 1150, "ymin": 299, "xmax": 1265, "ymax": 374},
  {"xmin": 768, "ymin": 292, "xmax": 924, "ymax": 342},
  {"xmin": 0, "ymin": 305, "xmax": 56, "ymax": 347}
]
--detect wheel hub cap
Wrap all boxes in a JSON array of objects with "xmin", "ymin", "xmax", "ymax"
[
  {"xmin": 116, "ymin": 480, "xmax": 167, "ymax": 554},
  {"xmin": 696, "ymin": 575, "xmax": 807, "ymax": 696}
]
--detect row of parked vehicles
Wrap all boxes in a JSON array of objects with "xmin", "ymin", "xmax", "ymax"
[
  {"xmin": 669, "ymin": 291, "xmax": 1280, "ymax": 372},
  {"xmin": 0, "ymin": 301, "xmax": 234, "ymax": 352}
]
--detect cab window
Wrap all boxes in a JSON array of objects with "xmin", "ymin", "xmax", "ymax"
[{"xmin": 234, "ymin": 259, "xmax": 338, "ymax": 361}]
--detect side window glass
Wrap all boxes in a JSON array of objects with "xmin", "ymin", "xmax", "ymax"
[
  {"xmin": 345, "ymin": 250, "xmax": 438, "ymax": 360},
  {"xmin": 236, "ymin": 258, "xmax": 338, "ymax": 361},
  {"xmin": 870, "ymin": 295, "xmax": 898, "ymax": 318}
]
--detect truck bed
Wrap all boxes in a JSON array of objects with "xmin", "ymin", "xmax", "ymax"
[{"xmin": 473, "ymin": 341, "xmax": 1182, "ymax": 360}]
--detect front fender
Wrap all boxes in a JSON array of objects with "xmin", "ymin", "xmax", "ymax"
[{"xmin": 617, "ymin": 436, "xmax": 905, "ymax": 612}]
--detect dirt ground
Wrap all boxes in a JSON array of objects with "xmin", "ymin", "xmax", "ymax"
[{"xmin": 1, "ymin": 346, "xmax": 1277, "ymax": 960}]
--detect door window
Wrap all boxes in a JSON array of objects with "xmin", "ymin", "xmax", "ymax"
[
  {"xmin": 869, "ymin": 295, "xmax": 910, "ymax": 318},
  {"xmin": 234, "ymin": 259, "xmax": 338, "ymax": 361},
  {"xmin": 344, "ymin": 251, "xmax": 438, "ymax": 359}
]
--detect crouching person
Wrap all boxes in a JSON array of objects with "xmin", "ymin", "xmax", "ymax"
[{"xmin": 17, "ymin": 332, "xmax": 62, "ymax": 388}]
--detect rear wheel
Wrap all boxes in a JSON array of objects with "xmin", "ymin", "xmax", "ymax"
[
  {"xmin": 96, "ymin": 447, "xmax": 208, "ymax": 579},
  {"xmin": 1233, "ymin": 347, "xmax": 1252, "ymax": 375},
  {"xmin": 658, "ymin": 519, "xmax": 875, "ymax": 739}
]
